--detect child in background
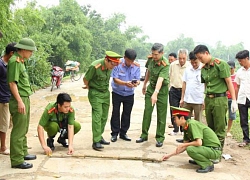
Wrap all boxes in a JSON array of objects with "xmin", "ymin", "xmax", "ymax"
[{"xmin": 226, "ymin": 61, "xmax": 237, "ymax": 137}]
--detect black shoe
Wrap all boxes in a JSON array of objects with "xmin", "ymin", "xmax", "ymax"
[
  {"xmin": 57, "ymin": 137, "xmax": 68, "ymax": 147},
  {"xmin": 92, "ymin": 142, "xmax": 104, "ymax": 151},
  {"xmin": 120, "ymin": 134, "xmax": 131, "ymax": 141},
  {"xmin": 189, "ymin": 159, "xmax": 198, "ymax": 165},
  {"xmin": 12, "ymin": 162, "xmax": 33, "ymax": 169},
  {"xmin": 24, "ymin": 154, "xmax": 37, "ymax": 160},
  {"xmin": 176, "ymin": 139, "xmax": 184, "ymax": 143},
  {"xmin": 156, "ymin": 141, "xmax": 163, "ymax": 147},
  {"xmin": 47, "ymin": 137, "xmax": 55, "ymax": 151},
  {"xmin": 111, "ymin": 135, "xmax": 117, "ymax": 142},
  {"xmin": 100, "ymin": 137, "xmax": 110, "ymax": 145},
  {"xmin": 136, "ymin": 137, "xmax": 147, "ymax": 143},
  {"xmin": 196, "ymin": 165, "xmax": 214, "ymax": 173}
]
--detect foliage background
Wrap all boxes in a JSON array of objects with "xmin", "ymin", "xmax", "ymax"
[{"xmin": 0, "ymin": 0, "xmax": 246, "ymax": 87}]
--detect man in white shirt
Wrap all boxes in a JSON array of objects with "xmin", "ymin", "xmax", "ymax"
[
  {"xmin": 180, "ymin": 51, "xmax": 204, "ymax": 121},
  {"xmin": 235, "ymin": 50, "xmax": 250, "ymax": 147},
  {"xmin": 169, "ymin": 49, "xmax": 190, "ymax": 136}
]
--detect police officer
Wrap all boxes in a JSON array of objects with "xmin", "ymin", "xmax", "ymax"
[
  {"xmin": 83, "ymin": 51, "xmax": 122, "ymax": 151},
  {"xmin": 136, "ymin": 43, "xmax": 169, "ymax": 147},
  {"xmin": 162, "ymin": 106, "xmax": 222, "ymax": 173},
  {"xmin": 193, "ymin": 45, "xmax": 237, "ymax": 154},
  {"xmin": 7, "ymin": 38, "xmax": 37, "ymax": 169},
  {"xmin": 37, "ymin": 93, "xmax": 81, "ymax": 155}
]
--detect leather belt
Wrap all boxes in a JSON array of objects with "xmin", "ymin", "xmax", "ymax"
[
  {"xmin": 206, "ymin": 92, "xmax": 226, "ymax": 98},
  {"xmin": 171, "ymin": 86, "xmax": 182, "ymax": 91}
]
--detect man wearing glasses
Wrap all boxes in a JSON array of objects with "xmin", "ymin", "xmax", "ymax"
[{"xmin": 83, "ymin": 51, "xmax": 122, "ymax": 151}]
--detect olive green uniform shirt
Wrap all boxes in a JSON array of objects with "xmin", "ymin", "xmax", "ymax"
[
  {"xmin": 201, "ymin": 57, "xmax": 230, "ymax": 94},
  {"xmin": 7, "ymin": 52, "xmax": 32, "ymax": 96},
  {"xmin": 84, "ymin": 59, "xmax": 111, "ymax": 91},
  {"xmin": 39, "ymin": 102, "xmax": 75, "ymax": 127},
  {"xmin": 183, "ymin": 119, "xmax": 221, "ymax": 148},
  {"xmin": 146, "ymin": 56, "xmax": 169, "ymax": 87}
]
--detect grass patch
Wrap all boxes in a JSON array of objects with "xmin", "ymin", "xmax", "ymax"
[{"xmin": 230, "ymin": 110, "xmax": 250, "ymax": 150}]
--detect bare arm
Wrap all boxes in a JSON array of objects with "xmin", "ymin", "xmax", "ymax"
[
  {"xmin": 162, "ymin": 139, "xmax": 202, "ymax": 161},
  {"xmin": 235, "ymin": 84, "xmax": 240, "ymax": 100},
  {"xmin": 113, "ymin": 78, "xmax": 134, "ymax": 88},
  {"xmin": 9, "ymin": 82, "xmax": 25, "ymax": 114},
  {"xmin": 151, "ymin": 77, "xmax": 164, "ymax": 106},
  {"xmin": 83, "ymin": 78, "xmax": 89, "ymax": 89},
  {"xmin": 180, "ymin": 81, "xmax": 186, "ymax": 107},
  {"xmin": 37, "ymin": 124, "xmax": 52, "ymax": 155},
  {"xmin": 67, "ymin": 124, "xmax": 74, "ymax": 155},
  {"xmin": 225, "ymin": 77, "xmax": 236, "ymax": 100}
]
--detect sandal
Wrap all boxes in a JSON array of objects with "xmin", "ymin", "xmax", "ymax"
[
  {"xmin": 168, "ymin": 125, "xmax": 174, "ymax": 128},
  {"xmin": 0, "ymin": 148, "xmax": 10, "ymax": 155},
  {"xmin": 238, "ymin": 142, "xmax": 249, "ymax": 147}
]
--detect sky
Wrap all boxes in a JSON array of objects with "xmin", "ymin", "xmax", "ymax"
[{"xmin": 16, "ymin": 0, "xmax": 249, "ymax": 48}]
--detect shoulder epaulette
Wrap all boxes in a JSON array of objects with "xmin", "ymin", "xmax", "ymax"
[
  {"xmin": 147, "ymin": 54, "xmax": 153, "ymax": 59},
  {"xmin": 95, "ymin": 63, "xmax": 102, "ymax": 69},
  {"xmin": 16, "ymin": 56, "xmax": 24, "ymax": 63},
  {"xmin": 133, "ymin": 61, "xmax": 140, "ymax": 67},
  {"xmin": 48, "ymin": 107, "xmax": 56, "ymax": 114},
  {"xmin": 161, "ymin": 61, "xmax": 167, "ymax": 67},
  {"xmin": 214, "ymin": 59, "xmax": 220, "ymax": 64},
  {"xmin": 69, "ymin": 107, "xmax": 74, "ymax": 113}
]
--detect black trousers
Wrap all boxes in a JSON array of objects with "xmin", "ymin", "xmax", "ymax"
[
  {"xmin": 169, "ymin": 86, "xmax": 183, "ymax": 133},
  {"xmin": 238, "ymin": 98, "xmax": 250, "ymax": 143},
  {"xmin": 110, "ymin": 92, "xmax": 134, "ymax": 136}
]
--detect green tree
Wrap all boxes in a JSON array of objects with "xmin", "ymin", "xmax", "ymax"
[{"xmin": 165, "ymin": 34, "xmax": 195, "ymax": 56}]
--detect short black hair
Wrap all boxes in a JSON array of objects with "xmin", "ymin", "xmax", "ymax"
[
  {"xmin": 189, "ymin": 51, "xmax": 197, "ymax": 60},
  {"xmin": 168, "ymin": 52, "xmax": 177, "ymax": 58},
  {"xmin": 235, "ymin": 50, "xmax": 249, "ymax": 59},
  {"xmin": 151, "ymin": 43, "xmax": 164, "ymax": 53},
  {"xmin": 56, "ymin": 93, "xmax": 72, "ymax": 106},
  {"xmin": 176, "ymin": 114, "xmax": 189, "ymax": 120},
  {"xmin": 125, "ymin": 49, "xmax": 137, "ymax": 60},
  {"xmin": 5, "ymin": 42, "xmax": 17, "ymax": 55},
  {"xmin": 194, "ymin": 45, "xmax": 210, "ymax": 54}
]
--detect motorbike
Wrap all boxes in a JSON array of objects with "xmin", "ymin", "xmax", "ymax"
[{"xmin": 51, "ymin": 66, "xmax": 64, "ymax": 92}]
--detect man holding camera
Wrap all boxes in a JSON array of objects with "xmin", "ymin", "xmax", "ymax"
[
  {"xmin": 37, "ymin": 93, "xmax": 81, "ymax": 155},
  {"xmin": 110, "ymin": 49, "xmax": 140, "ymax": 142}
]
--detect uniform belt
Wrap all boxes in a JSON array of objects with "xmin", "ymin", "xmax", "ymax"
[{"xmin": 206, "ymin": 92, "xmax": 226, "ymax": 98}]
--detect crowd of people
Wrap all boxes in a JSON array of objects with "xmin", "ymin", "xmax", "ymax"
[{"xmin": 1, "ymin": 34, "xmax": 250, "ymax": 173}]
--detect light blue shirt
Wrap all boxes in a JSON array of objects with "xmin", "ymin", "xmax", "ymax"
[{"xmin": 111, "ymin": 58, "xmax": 140, "ymax": 96}]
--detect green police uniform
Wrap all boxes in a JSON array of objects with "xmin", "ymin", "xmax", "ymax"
[
  {"xmin": 39, "ymin": 102, "xmax": 81, "ymax": 136},
  {"xmin": 84, "ymin": 51, "xmax": 122, "ymax": 143},
  {"xmin": 201, "ymin": 58, "xmax": 230, "ymax": 148},
  {"xmin": 184, "ymin": 119, "xmax": 222, "ymax": 169},
  {"xmin": 8, "ymin": 54, "xmax": 33, "ymax": 166},
  {"xmin": 140, "ymin": 56, "xmax": 169, "ymax": 142},
  {"xmin": 8, "ymin": 38, "xmax": 37, "ymax": 167},
  {"xmin": 171, "ymin": 106, "xmax": 222, "ymax": 169}
]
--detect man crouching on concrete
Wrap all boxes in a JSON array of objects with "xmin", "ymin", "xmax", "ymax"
[
  {"xmin": 37, "ymin": 93, "xmax": 81, "ymax": 155},
  {"xmin": 162, "ymin": 106, "xmax": 222, "ymax": 173}
]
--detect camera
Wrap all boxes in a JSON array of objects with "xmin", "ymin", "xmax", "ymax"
[
  {"xmin": 131, "ymin": 79, "xmax": 137, "ymax": 84},
  {"xmin": 59, "ymin": 128, "xmax": 67, "ymax": 138}
]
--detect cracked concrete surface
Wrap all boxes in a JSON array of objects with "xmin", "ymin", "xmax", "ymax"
[{"xmin": 0, "ymin": 78, "xmax": 249, "ymax": 180}]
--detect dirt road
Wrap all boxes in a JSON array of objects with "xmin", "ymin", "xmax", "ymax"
[{"xmin": 1, "ymin": 78, "xmax": 250, "ymax": 180}]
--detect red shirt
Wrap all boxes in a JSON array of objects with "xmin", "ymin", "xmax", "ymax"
[{"xmin": 227, "ymin": 74, "xmax": 237, "ymax": 99}]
